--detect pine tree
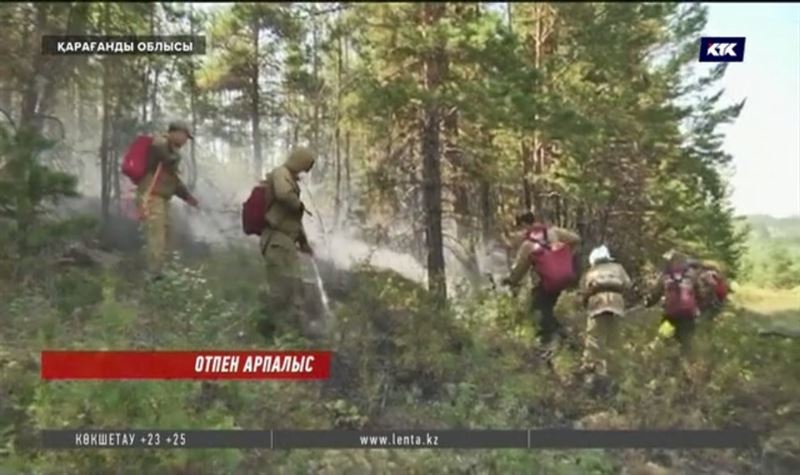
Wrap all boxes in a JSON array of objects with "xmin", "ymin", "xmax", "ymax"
[{"xmin": 0, "ymin": 126, "xmax": 81, "ymax": 256}]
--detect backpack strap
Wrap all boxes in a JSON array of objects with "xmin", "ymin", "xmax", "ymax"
[
  {"xmin": 666, "ymin": 266, "xmax": 692, "ymax": 286},
  {"xmin": 527, "ymin": 224, "xmax": 550, "ymax": 249}
]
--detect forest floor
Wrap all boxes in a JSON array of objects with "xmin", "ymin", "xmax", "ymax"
[{"xmin": 0, "ymin": 245, "xmax": 798, "ymax": 474}]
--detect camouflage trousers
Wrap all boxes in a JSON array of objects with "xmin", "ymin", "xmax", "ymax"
[
  {"xmin": 581, "ymin": 312, "xmax": 621, "ymax": 376},
  {"xmin": 260, "ymin": 230, "xmax": 314, "ymax": 338},
  {"xmin": 138, "ymin": 194, "xmax": 171, "ymax": 273}
]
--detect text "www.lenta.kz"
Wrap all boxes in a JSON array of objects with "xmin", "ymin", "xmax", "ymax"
[{"xmin": 359, "ymin": 432, "xmax": 439, "ymax": 447}]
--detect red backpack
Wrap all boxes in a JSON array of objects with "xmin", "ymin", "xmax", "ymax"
[
  {"xmin": 663, "ymin": 267, "xmax": 699, "ymax": 319},
  {"xmin": 711, "ymin": 272, "xmax": 729, "ymax": 301},
  {"xmin": 526, "ymin": 224, "xmax": 576, "ymax": 294},
  {"xmin": 121, "ymin": 135, "xmax": 154, "ymax": 185},
  {"xmin": 242, "ymin": 176, "xmax": 275, "ymax": 236}
]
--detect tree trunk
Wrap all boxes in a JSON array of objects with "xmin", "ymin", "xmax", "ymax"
[
  {"xmin": 345, "ymin": 130, "xmax": 351, "ymax": 212},
  {"xmin": 142, "ymin": 65, "xmax": 149, "ymax": 125},
  {"xmin": 189, "ymin": 90, "xmax": 198, "ymax": 188},
  {"xmin": 284, "ymin": 121, "xmax": 292, "ymax": 156},
  {"xmin": 77, "ymin": 81, "xmax": 85, "ymax": 139},
  {"xmin": 480, "ymin": 179, "xmax": 493, "ymax": 242},
  {"xmin": 343, "ymin": 31, "xmax": 352, "ymax": 213},
  {"xmin": 529, "ymin": 4, "xmax": 557, "ymax": 221},
  {"xmin": 70, "ymin": 81, "xmax": 80, "ymax": 140},
  {"xmin": 311, "ymin": 4, "xmax": 322, "ymax": 181},
  {"xmin": 20, "ymin": 4, "xmax": 48, "ymax": 132},
  {"xmin": 531, "ymin": 141, "xmax": 544, "ymax": 218},
  {"xmin": 421, "ymin": 3, "xmax": 447, "ymax": 305},
  {"xmin": 444, "ymin": 109, "xmax": 470, "ymax": 242},
  {"xmin": 112, "ymin": 98, "xmax": 122, "ymax": 208},
  {"xmin": 250, "ymin": 22, "xmax": 263, "ymax": 179},
  {"xmin": 334, "ymin": 32, "xmax": 343, "ymax": 228},
  {"xmin": 0, "ymin": 82, "xmax": 11, "ymax": 115},
  {"xmin": 148, "ymin": 4, "xmax": 160, "ymax": 126},
  {"xmin": 150, "ymin": 69, "xmax": 160, "ymax": 125},
  {"xmin": 479, "ymin": 127, "xmax": 495, "ymax": 243},
  {"xmin": 100, "ymin": 3, "xmax": 111, "ymax": 236},
  {"xmin": 188, "ymin": 4, "xmax": 198, "ymax": 190},
  {"xmin": 530, "ymin": 4, "xmax": 542, "ymax": 217},
  {"xmin": 521, "ymin": 141, "xmax": 532, "ymax": 210}
]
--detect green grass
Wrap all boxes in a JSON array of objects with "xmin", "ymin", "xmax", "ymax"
[
  {"xmin": 733, "ymin": 284, "xmax": 800, "ymax": 314},
  {"xmin": 1, "ymin": 249, "xmax": 799, "ymax": 474}
]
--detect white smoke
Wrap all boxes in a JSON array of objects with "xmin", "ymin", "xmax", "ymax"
[{"xmin": 52, "ymin": 116, "xmax": 511, "ymax": 293}]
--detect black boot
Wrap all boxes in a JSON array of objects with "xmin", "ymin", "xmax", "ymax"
[
  {"xmin": 583, "ymin": 371, "xmax": 615, "ymax": 398},
  {"xmin": 146, "ymin": 271, "xmax": 165, "ymax": 284},
  {"xmin": 256, "ymin": 318, "xmax": 278, "ymax": 340}
]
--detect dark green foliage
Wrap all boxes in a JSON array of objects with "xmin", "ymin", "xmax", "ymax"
[
  {"xmin": 0, "ymin": 125, "xmax": 91, "ymax": 258},
  {"xmin": 51, "ymin": 269, "xmax": 104, "ymax": 317},
  {"xmin": 2, "ymin": 255, "xmax": 797, "ymax": 473}
]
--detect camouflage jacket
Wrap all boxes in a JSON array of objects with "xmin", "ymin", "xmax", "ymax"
[
  {"xmin": 580, "ymin": 261, "xmax": 632, "ymax": 318},
  {"xmin": 137, "ymin": 134, "xmax": 191, "ymax": 201},
  {"xmin": 260, "ymin": 149, "xmax": 315, "ymax": 251}
]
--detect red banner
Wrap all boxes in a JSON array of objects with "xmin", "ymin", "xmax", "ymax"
[{"xmin": 41, "ymin": 350, "xmax": 332, "ymax": 381}]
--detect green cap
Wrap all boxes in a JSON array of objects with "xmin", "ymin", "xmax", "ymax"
[{"xmin": 168, "ymin": 120, "xmax": 193, "ymax": 139}]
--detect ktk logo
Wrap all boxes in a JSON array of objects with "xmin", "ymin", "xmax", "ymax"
[
  {"xmin": 707, "ymin": 43, "xmax": 737, "ymax": 57},
  {"xmin": 699, "ymin": 37, "xmax": 746, "ymax": 63}
]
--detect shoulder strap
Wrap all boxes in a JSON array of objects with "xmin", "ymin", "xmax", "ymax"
[
  {"xmin": 668, "ymin": 267, "xmax": 691, "ymax": 284},
  {"xmin": 527, "ymin": 224, "xmax": 550, "ymax": 247}
]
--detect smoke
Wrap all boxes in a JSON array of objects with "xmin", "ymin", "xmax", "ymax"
[
  {"xmin": 51, "ymin": 120, "xmax": 511, "ymax": 293},
  {"xmin": 300, "ymin": 180, "xmax": 512, "ymax": 291},
  {"xmin": 310, "ymin": 227, "xmax": 428, "ymax": 284}
]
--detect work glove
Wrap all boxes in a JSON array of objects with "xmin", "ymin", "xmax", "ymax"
[
  {"xmin": 298, "ymin": 234, "xmax": 314, "ymax": 255},
  {"xmin": 658, "ymin": 320, "xmax": 676, "ymax": 339},
  {"xmin": 299, "ymin": 241, "xmax": 314, "ymax": 256}
]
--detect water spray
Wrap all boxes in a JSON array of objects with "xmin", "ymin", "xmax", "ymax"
[
  {"xmin": 296, "ymin": 180, "xmax": 337, "ymax": 326},
  {"xmin": 299, "ymin": 181, "xmax": 332, "ymax": 258}
]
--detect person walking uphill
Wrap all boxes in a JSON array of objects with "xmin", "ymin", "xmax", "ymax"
[
  {"xmin": 646, "ymin": 250, "xmax": 702, "ymax": 353},
  {"xmin": 259, "ymin": 147, "xmax": 317, "ymax": 339},
  {"xmin": 502, "ymin": 216, "xmax": 581, "ymax": 349},
  {"xmin": 136, "ymin": 121, "xmax": 199, "ymax": 278},
  {"xmin": 579, "ymin": 245, "xmax": 632, "ymax": 390},
  {"xmin": 696, "ymin": 259, "xmax": 729, "ymax": 320}
]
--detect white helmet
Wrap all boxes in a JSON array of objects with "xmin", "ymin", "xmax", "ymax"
[{"xmin": 589, "ymin": 245, "xmax": 612, "ymax": 266}]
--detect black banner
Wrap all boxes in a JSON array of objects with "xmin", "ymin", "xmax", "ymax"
[
  {"xmin": 42, "ymin": 429, "xmax": 759, "ymax": 450},
  {"xmin": 41, "ymin": 36, "xmax": 206, "ymax": 55}
]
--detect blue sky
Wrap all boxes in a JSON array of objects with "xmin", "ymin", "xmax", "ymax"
[{"xmin": 704, "ymin": 3, "xmax": 799, "ymax": 217}]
